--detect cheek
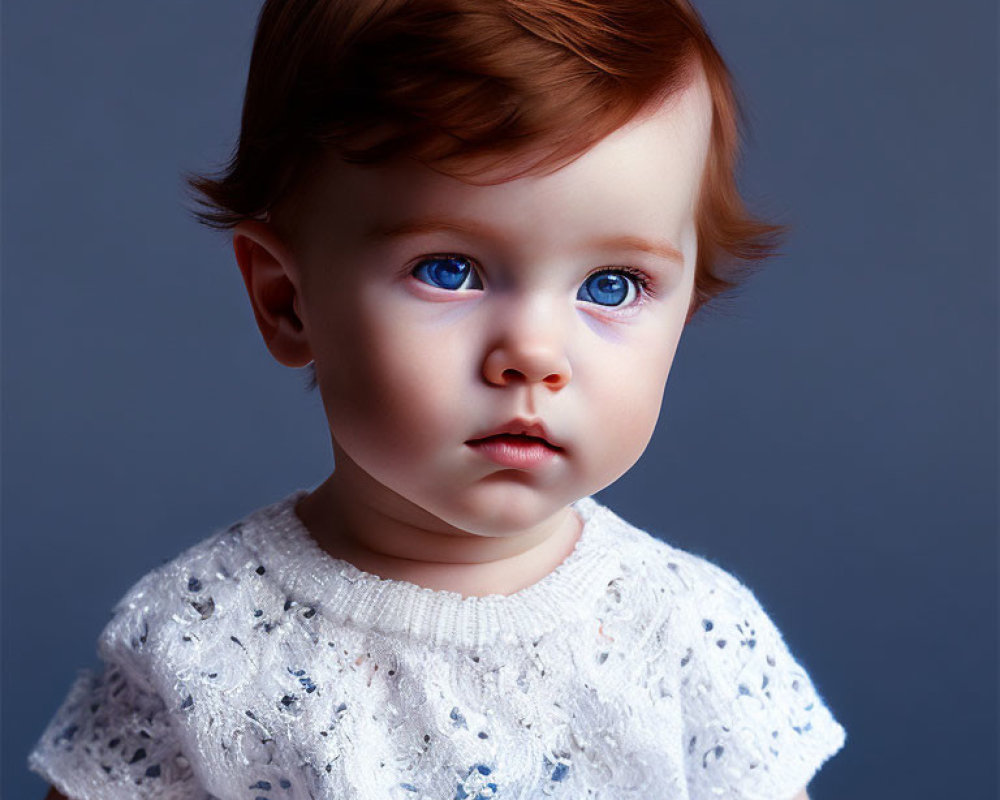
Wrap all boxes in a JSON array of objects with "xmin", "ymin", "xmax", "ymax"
[
  {"xmin": 597, "ymin": 361, "xmax": 667, "ymax": 453},
  {"xmin": 578, "ymin": 322, "xmax": 681, "ymax": 473},
  {"xmin": 318, "ymin": 300, "xmax": 473, "ymax": 450}
]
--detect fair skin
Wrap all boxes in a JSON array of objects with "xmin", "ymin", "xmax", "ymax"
[
  {"xmin": 43, "ymin": 71, "xmax": 811, "ymax": 800},
  {"xmin": 235, "ymin": 77, "xmax": 709, "ymax": 598}
]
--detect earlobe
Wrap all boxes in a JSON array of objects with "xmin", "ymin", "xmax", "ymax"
[{"xmin": 232, "ymin": 220, "xmax": 313, "ymax": 368}]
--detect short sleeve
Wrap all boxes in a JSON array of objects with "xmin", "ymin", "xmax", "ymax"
[
  {"xmin": 27, "ymin": 575, "xmax": 211, "ymax": 800},
  {"xmin": 680, "ymin": 563, "xmax": 846, "ymax": 800}
]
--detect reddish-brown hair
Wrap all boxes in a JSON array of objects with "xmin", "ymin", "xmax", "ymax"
[{"xmin": 189, "ymin": 0, "xmax": 782, "ymax": 321}]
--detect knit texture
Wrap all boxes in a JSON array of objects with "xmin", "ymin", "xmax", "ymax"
[{"xmin": 29, "ymin": 491, "xmax": 845, "ymax": 799}]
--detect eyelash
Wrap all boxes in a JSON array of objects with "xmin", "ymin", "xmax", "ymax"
[
  {"xmin": 409, "ymin": 255, "xmax": 657, "ymax": 306},
  {"xmin": 588, "ymin": 265, "xmax": 657, "ymax": 303}
]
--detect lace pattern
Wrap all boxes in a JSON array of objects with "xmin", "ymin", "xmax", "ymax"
[
  {"xmin": 677, "ymin": 558, "xmax": 845, "ymax": 799},
  {"xmin": 28, "ymin": 492, "xmax": 845, "ymax": 799},
  {"xmin": 28, "ymin": 662, "xmax": 210, "ymax": 800}
]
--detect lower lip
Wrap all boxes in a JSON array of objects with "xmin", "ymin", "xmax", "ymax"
[{"xmin": 466, "ymin": 435, "xmax": 561, "ymax": 469}]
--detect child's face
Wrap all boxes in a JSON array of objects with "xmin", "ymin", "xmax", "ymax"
[{"xmin": 281, "ymin": 74, "xmax": 712, "ymax": 535}]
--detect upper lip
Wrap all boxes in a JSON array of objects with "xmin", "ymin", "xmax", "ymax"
[{"xmin": 466, "ymin": 418, "xmax": 564, "ymax": 450}]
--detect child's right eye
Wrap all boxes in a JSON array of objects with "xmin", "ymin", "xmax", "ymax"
[{"xmin": 411, "ymin": 256, "xmax": 484, "ymax": 291}]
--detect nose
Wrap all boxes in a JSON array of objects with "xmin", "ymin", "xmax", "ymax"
[
  {"xmin": 481, "ymin": 314, "xmax": 572, "ymax": 391},
  {"xmin": 483, "ymin": 347, "xmax": 572, "ymax": 389}
]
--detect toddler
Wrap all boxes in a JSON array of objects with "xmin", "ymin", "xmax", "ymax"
[{"xmin": 29, "ymin": 1, "xmax": 846, "ymax": 798}]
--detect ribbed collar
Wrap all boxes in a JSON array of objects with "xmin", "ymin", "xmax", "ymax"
[{"xmin": 243, "ymin": 490, "xmax": 624, "ymax": 650}]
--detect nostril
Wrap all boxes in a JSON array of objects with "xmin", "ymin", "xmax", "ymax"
[{"xmin": 483, "ymin": 349, "xmax": 571, "ymax": 388}]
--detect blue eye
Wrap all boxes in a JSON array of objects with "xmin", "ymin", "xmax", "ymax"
[
  {"xmin": 577, "ymin": 270, "xmax": 642, "ymax": 307},
  {"xmin": 412, "ymin": 256, "xmax": 483, "ymax": 291}
]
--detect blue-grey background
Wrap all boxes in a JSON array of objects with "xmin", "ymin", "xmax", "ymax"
[{"xmin": 3, "ymin": 2, "xmax": 996, "ymax": 798}]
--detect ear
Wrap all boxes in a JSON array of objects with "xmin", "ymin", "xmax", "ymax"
[{"xmin": 232, "ymin": 220, "xmax": 313, "ymax": 368}]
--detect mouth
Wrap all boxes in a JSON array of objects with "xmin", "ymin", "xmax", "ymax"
[
  {"xmin": 467, "ymin": 432, "xmax": 562, "ymax": 451},
  {"xmin": 465, "ymin": 419, "xmax": 564, "ymax": 469},
  {"xmin": 465, "ymin": 419, "xmax": 563, "ymax": 451}
]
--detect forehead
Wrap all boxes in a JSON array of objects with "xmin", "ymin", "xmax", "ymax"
[{"xmin": 287, "ymin": 71, "xmax": 713, "ymax": 261}]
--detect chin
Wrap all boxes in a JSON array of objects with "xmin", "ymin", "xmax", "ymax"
[{"xmin": 429, "ymin": 483, "xmax": 576, "ymax": 536}]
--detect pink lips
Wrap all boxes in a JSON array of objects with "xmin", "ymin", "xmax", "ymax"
[
  {"xmin": 466, "ymin": 434, "xmax": 560, "ymax": 468},
  {"xmin": 466, "ymin": 419, "xmax": 563, "ymax": 469}
]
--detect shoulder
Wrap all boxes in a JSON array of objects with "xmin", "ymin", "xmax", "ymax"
[
  {"xmin": 597, "ymin": 505, "xmax": 846, "ymax": 797},
  {"xmin": 659, "ymin": 542, "xmax": 778, "ymax": 646},
  {"xmin": 592, "ymin": 502, "xmax": 814, "ymax": 701},
  {"xmin": 26, "ymin": 499, "xmax": 304, "ymax": 800},
  {"xmin": 592, "ymin": 500, "xmax": 771, "ymax": 629},
  {"xmin": 97, "ymin": 493, "xmax": 303, "ymax": 676}
]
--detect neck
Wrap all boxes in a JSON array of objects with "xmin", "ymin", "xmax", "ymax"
[{"xmin": 294, "ymin": 451, "xmax": 583, "ymax": 598}]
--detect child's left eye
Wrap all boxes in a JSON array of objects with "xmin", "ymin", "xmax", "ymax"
[
  {"xmin": 576, "ymin": 269, "xmax": 649, "ymax": 308},
  {"xmin": 411, "ymin": 256, "xmax": 484, "ymax": 291}
]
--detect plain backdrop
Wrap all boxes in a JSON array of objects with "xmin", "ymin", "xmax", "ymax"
[{"xmin": 2, "ymin": 2, "xmax": 997, "ymax": 799}]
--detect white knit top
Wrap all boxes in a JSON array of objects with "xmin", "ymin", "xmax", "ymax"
[{"xmin": 29, "ymin": 491, "xmax": 845, "ymax": 800}]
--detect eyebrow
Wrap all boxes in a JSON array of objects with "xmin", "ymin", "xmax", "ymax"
[{"xmin": 367, "ymin": 217, "xmax": 684, "ymax": 266}]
